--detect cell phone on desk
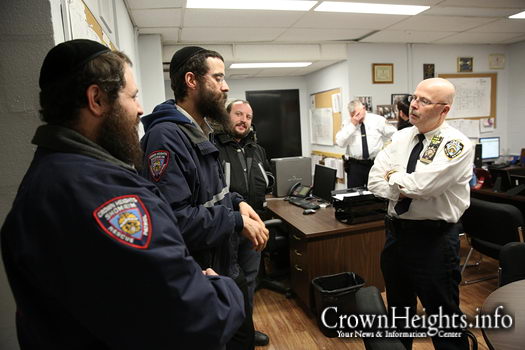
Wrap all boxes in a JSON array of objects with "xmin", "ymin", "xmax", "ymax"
[{"xmin": 288, "ymin": 182, "xmax": 312, "ymax": 198}]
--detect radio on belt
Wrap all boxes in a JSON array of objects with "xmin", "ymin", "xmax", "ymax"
[{"xmin": 331, "ymin": 187, "xmax": 387, "ymax": 224}]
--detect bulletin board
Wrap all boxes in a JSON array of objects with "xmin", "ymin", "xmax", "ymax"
[
  {"xmin": 438, "ymin": 73, "xmax": 497, "ymax": 120},
  {"xmin": 310, "ymin": 88, "xmax": 342, "ymax": 145},
  {"xmin": 66, "ymin": 0, "xmax": 117, "ymax": 49}
]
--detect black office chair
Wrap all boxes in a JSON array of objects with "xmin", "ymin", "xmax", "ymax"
[
  {"xmin": 354, "ymin": 287, "xmax": 478, "ymax": 350},
  {"xmin": 257, "ymin": 219, "xmax": 292, "ymax": 297},
  {"xmin": 354, "ymin": 286, "xmax": 405, "ymax": 350},
  {"xmin": 460, "ymin": 197, "xmax": 524, "ymax": 285},
  {"xmin": 499, "ymin": 241, "xmax": 525, "ymax": 287}
]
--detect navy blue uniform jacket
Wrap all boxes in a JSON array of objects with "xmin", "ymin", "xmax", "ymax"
[
  {"xmin": 140, "ymin": 100, "xmax": 243, "ymax": 278},
  {"xmin": 0, "ymin": 125, "xmax": 244, "ymax": 349}
]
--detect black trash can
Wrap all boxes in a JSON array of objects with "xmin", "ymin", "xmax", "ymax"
[{"xmin": 311, "ymin": 272, "xmax": 365, "ymax": 337}]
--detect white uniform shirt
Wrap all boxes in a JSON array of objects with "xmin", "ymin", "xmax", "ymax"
[
  {"xmin": 335, "ymin": 112, "xmax": 396, "ymax": 160},
  {"xmin": 368, "ymin": 122, "xmax": 474, "ymax": 223}
]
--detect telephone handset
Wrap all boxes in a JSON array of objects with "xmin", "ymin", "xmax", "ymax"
[{"xmin": 288, "ymin": 182, "xmax": 312, "ymax": 198}]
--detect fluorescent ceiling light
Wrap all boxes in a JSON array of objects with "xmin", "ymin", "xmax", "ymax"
[
  {"xmin": 315, "ymin": 2, "xmax": 430, "ymax": 15},
  {"xmin": 509, "ymin": 11, "xmax": 525, "ymax": 19},
  {"xmin": 187, "ymin": 0, "xmax": 317, "ymax": 11},
  {"xmin": 230, "ymin": 62, "xmax": 312, "ymax": 69}
]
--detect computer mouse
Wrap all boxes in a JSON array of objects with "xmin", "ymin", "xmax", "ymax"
[{"xmin": 303, "ymin": 209, "xmax": 316, "ymax": 215}]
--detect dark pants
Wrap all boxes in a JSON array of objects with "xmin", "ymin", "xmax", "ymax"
[
  {"xmin": 344, "ymin": 159, "xmax": 373, "ymax": 188},
  {"xmin": 227, "ymin": 273, "xmax": 255, "ymax": 350},
  {"xmin": 381, "ymin": 217, "xmax": 469, "ymax": 350},
  {"xmin": 237, "ymin": 236, "xmax": 261, "ymax": 311}
]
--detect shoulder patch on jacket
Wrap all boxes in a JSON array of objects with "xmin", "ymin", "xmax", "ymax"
[
  {"xmin": 148, "ymin": 150, "xmax": 170, "ymax": 182},
  {"xmin": 444, "ymin": 139, "xmax": 464, "ymax": 159},
  {"xmin": 93, "ymin": 195, "xmax": 152, "ymax": 249}
]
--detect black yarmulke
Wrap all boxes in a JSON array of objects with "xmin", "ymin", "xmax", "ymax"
[
  {"xmin": 39, "ymin": 39, "xmax": 110, "ymax": 89},
  {"xmin": 169, "ymin": 46, "xmax": 206, "ymax": 78}
]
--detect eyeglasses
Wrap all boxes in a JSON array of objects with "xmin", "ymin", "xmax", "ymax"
[
  {"xmin": 207, "ymin": 73, "xmax": 226, "ymax": 85},
  {"xmin": 408, "ymin": 95, "xmax": 448, "ymax": 106}
]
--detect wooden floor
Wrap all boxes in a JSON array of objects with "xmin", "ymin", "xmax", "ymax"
[{"xmin": 253, "ymin": 235, "xmax": 499, "ymax": 349}]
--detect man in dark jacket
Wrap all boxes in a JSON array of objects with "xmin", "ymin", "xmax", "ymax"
[
  {"xmin": 1, "ymin": 39, "xmax": 245, "ymax": 350},
  {"xmin": 214, "ymin": 100, "xmax": 274, "ymax": 346},
  {"xmin": 140, "ymin": 47, "xmax": 268, "ymax": 350}
]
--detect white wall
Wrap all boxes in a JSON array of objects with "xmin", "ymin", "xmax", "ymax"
[
  {"xmin": 507, "ymin": 40, "xmax": 525, "ymax": 155},
  {"xmin": 0, "ymin": 2, "xmax": 58, "ymax": 348},
  {"xmin": 114, "ymin": 0, "xmax": 142, "ymax": 106},
  {"xmin": 137, "ymin": 34, "xmax": 165, "ymax": 117},
  {"xmin": 412, "ymin": 43, "xmax": 509, "ymax": 151},
  {"xmin": 303, "ymin": 42, "xmax": 516, "ymax": 157},
  {"xmin": 305, "ymin": 60, "xmax": 349, "ymax": 157},
  {"xmin": 0, "ymin": 1, "xmax": 140, "ymax": 349}
]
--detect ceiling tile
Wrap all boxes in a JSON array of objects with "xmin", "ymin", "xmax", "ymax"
[
  {"xmin": 439, "ymin": 0, "xmax": 525, "ymax": 8},
  {"xmin": 126, "ymin": 0, "xmax": 184, "ymax": 9},
  {"xmin": 423, "ymin": 6, "xmax": 520, "ymax": 17},
  {"xmin": 131, "ymin": 9, "xmax": 182, "ymax": 27},
  {"xmin": 180, "ymin": 28, "xmax": 284, "ymax": 43},
  {"xmin": 183, "ymin": 9, "xmax": 304, "ymax": 28},
  {"xmin": 294, "ymin": 12, "xmax": 408, "ymax": 29},
  {"xmin": 389, "ymin": 15, "xmax": 497, "ymax": 31},
  {"xmin": 276, "ymin": 28, "xmax": 371, "ymax": 42},
  {"xmin": 469, "ymin": 19, "xmax": 525, "ymax": 33},
  {"xmin": 435, "ymin": 32, "xmax": 524, "ymax": 44},
  {"xmin": 502, "ymin": 34, "xmax": 525, "ymax": 43},
  {"xmin": 362, "ymin": 30, "xmax": 456, "ymax": 43}
]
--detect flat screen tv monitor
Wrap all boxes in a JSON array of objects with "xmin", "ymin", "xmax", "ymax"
[
  {"xmin": 479, "ymin": 137, "xmax": 500, "ymax": 162},
  {"xmin": 311, "ymin": 164, "xmax": 337, "ymax": 202}
]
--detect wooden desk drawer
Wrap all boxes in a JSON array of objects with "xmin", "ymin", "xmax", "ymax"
[{"xmin": 289, "ymin": 231, "xmax": 307, "ymax": 266}]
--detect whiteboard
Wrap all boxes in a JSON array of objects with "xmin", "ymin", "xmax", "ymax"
[
  {"xmin": 447, "ymin": 77, "xmax": 490, "ymax": 118},
  {"xmin": 439, "ymin": 73, "xmax": 497, "ymax": 120}
]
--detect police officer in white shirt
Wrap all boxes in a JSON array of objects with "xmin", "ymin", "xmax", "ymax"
[
  {"xmin": 368, "ymin": 78, "xmax": 473, "ymax": 350},
  {"xmin": 336, "ymin": 100, "xmax": 396, "ymax": 188}
]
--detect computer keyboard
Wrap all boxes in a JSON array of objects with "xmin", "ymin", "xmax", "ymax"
[{"xmin": 288, "ymin": 197, "xmax": 321, "ymax": 210}]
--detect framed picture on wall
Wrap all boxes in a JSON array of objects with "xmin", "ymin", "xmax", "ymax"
[
  {"xmin": 355, "ymin": 95, "xmax": 373, "ymax": 112},
  {"xmin": 391, "ymin": 93, "xmax": 410, "ymax": 107},
  {"xmin": 372, "ymin": 63, "xmax": 393, "ymax": 84},
  {"xmin": 457, "ymin": 57, "xmax": 473, "ymax": 72},
  {"xmin": 423, "ymin": 63, "xmax": 435, "ymax": 79},
  {"xmin": 376, "ymin": 104, "xmax": 396, "ymax": 120}
]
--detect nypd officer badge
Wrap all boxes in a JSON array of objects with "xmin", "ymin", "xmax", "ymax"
[
  {"xmin": 444, "ymin": 139, "xmax": 464, "ymax": 159},
  {"xmin": 93, "ymin": 195, "xmax": 152, "ymax": 249}
]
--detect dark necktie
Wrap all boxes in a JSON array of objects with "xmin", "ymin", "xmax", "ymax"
[
  {"xmin": 361, "ymin": 123, "xmax": 369, "ymax": 160},
  {"xmin": 394, "ymin": 133, "xmax": 425, "ymax": 215}
]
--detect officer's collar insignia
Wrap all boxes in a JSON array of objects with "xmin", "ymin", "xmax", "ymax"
[
  {"xmin": 444, "ymin": 139, "xmax": 464, "ymax": 159},
  {"xmin": 420, "ymin": 135, "xmax": 443, "ymax": 164},
  {"xmin": 93, "ymin": 195, "xmax": 152, "ymax": 249},
  {"xmin": 148, "ymin": 150, "xmax": 170, "ymax": 182}
]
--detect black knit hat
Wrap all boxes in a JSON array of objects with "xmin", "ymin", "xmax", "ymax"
[
  {"xmin": 169, "ymin": 46, "xmax": 206, "ymax": 78},
  {"xmin": 39, "ymin": 39, "xmax": 110, "ymax": 89}
]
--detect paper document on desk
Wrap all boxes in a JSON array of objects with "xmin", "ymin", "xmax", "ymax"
[{"xmin": 333, "ymin": 191, "xmax": 373, "ymax": 201}]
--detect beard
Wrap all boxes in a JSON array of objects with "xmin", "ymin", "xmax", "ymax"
[
  {"xmin": 98, "ymin": 101, "xmax": 143, "ymax": 170},
  {"xmin": 231, "ymin": 122, "xmax": 250, "ymax": 140},
  {"xmin": 196, "ymin": 80, "xmax": 229, "ymax": 128}
]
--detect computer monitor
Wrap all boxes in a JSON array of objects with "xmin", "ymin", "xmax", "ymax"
[
  {"xmin": 311, "ymin": 164, "xmax": 337, "ymax": 202},
  {"xmin": 271, "ymin": 156, "xmax": 312, "ymax": 197},
  {"xmin": 479, "ymin": 137, "xmax": 500, "ymax": 162}
]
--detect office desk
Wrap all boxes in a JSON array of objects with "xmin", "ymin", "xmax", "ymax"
[
  {"xmin": 481, "ymin": 279, "xmax": 525, "ymax": 350},
  {"xmin": 266, "ymin": 199, "xmax": 385, "ymax": 313}
]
